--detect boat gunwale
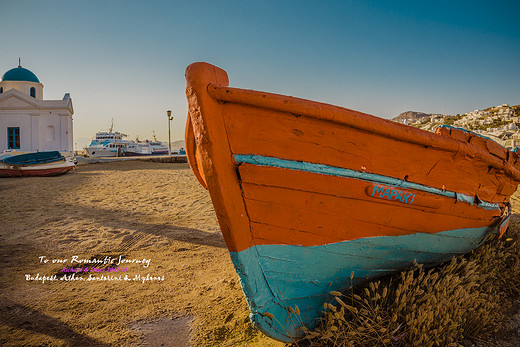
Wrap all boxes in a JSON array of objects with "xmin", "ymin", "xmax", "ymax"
[{"xmin": 206, "ymin": 83, "xmax": 520, "ymax": 182}]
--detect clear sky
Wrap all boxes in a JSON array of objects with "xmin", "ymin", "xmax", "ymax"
[{"xmin": 1, "ymin": 0, "xmax": 519, "ymax": 148}]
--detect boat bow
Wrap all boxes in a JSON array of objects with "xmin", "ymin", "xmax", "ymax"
[{"xmin": 184, "ymin": 62, "xmax": 520, "ymax": 342}]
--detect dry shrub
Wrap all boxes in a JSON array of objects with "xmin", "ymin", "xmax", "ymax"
[{"xmin": 300, "ymin": 220, "xmax": 520, "ymax": 346}]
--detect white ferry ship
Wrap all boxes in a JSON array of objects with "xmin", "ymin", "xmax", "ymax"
[
  {"xmin": 85, "ymin": 131, "xmax": 131, "ymax": 158},
  {"xmin": 85, "ymin": 128, "xmax": 170, "ymax": 158}
]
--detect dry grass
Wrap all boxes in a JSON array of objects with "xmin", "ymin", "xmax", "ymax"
[{"xmin": 299, "ymin": 220, "xmax": 520, "ymax": 346}]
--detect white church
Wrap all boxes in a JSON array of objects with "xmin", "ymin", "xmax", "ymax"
[{"xmin": 0, "ymin": 62, "xmax": 74, "ymax": 153}]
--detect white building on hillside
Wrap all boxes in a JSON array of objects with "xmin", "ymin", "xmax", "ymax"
[{"xmin": 0, "ymin": 62, "xmax": 73, "ymax": 153}]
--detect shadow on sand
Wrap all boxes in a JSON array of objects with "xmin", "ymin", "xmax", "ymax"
[
  {"xmin": 0, "ymin": 298, "xmax": 110, "ymax": 346},
  {"xmin": 60, "ymin": 200, "xmax": 227, "ymax": 250}
]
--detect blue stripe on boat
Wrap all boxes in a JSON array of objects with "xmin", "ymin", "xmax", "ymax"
[
  {"xmin": 233, "ymin": 154, "xmax": 500, "ymax": 211},
  {"xmin": 230, "ymin": 226, "xmax": 491, "ymax": 342}
]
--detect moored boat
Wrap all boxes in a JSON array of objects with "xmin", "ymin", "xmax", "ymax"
[
  {"xmin": 85, "ymin": 130, "xmax": 130, "ymax": 158},
  {"xmin": 149, "ymin": 141, "xmax": 169, "ymax": 155},
  {"xmin": 0, "ymin": 151, "xmax": 75, "ymax": 177},
  {"xmin": 85, "ymin": 128, "xmax": 171, "ymax": 157},
  {"xmin": 123, "ymin": 141, "xmax": 153, "ymax": 156},
  {"xmin": 184, "ymin": 62, "xmax": 519, "ymax": 342}
]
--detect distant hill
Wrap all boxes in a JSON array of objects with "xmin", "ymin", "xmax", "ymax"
[{"xmin": 392, "ymin": 111, "xmax": 432, "ymax": 122}]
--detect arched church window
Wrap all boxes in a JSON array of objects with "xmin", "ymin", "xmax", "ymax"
[{"xmin": 30, "ymin": 87, "xmax": 36, "ymax": 98}]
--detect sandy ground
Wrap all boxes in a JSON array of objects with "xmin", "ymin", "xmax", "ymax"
[
  {"xmin": 2, "ymin": 160, "xmax": 520, "ymax": 346},
  {"xmin": 0, "ymin": 161, "xmax": 284, "ymax": 346}
]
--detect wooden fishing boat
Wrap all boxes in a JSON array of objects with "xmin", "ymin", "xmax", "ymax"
[
  {"xmin": 184, "ymin": 62, "xmax": 519, "ymax": 342},
  {"xmin": 0, "ymin": 151, "xmax": 75, "ymax": 177}
]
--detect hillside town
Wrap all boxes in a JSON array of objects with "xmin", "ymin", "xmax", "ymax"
[{"xmin": 393, "ymin": 104, "xmax": 520, "ymax": 150}]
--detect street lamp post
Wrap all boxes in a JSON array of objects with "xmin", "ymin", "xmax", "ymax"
[{"xmin": 167, "ymin": 110, "xmax": 173, "ymax": 156}]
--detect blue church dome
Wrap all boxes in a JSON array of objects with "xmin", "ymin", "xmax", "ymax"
[{"xmin": 1, "ymin": 66, "xmax": 40, "ymax": 83}]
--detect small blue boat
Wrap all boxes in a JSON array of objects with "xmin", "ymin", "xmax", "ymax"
[{"xmin": 0, "ymin": 151, "xmax": 75, "ymax": 177}]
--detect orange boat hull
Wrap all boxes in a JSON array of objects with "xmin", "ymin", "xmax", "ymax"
[{"xmin": 184, "ymin": 62, "xmax": 518, "ymax": 342}]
